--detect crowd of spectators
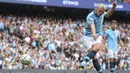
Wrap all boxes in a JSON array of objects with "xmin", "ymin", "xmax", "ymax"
[
  {"xmin": 107, "ymin": 0, "xmax": 130, "ymax": 3},
  {"xmin": 0, "ymin": 14, "xmax": 130, "ymax": 70},
  {"xmin": 94, "ymin": 0, "xmax": 130, "ymax": 3}
]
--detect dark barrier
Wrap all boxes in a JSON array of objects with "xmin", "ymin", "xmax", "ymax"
[{"xmin": 0, "ymin": 70, "xmax": 130, "ymax": 73}]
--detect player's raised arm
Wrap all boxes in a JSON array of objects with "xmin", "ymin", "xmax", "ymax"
[{"xmin": 106, "ymin": 2, "xmax": 117, "ymax": 17}]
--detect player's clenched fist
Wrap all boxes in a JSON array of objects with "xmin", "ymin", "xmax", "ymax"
[{"xmin": 113, "ymin": 1, "xmax": 117, "ymax": 7}]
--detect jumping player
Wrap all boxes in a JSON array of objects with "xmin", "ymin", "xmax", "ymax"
[{"xmin": 79, "ymin": 2, "xmax": 117, "ymax": 73}]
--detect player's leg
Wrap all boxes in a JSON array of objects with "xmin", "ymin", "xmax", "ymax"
[
  {"xmin": 110, "ymin": 58, "xmax": 116, "ymax": 73},
  {"xmin": 79, "ymin": 44, "xmax": 100, "ymax": 67},
  {"xmin": 79, "ymin": 36, "xmax": 95, "ymax": 69},
  {"xmin": 79, "ymin": 36, "xmax": 102, "ymax": 68},
  {"xmin": 108, "ymin": 49, "xmax": 118, "ymax": 73},
  {"xmin": 92, "ymin": 55, "xmax": 102, "ymax": 73},
  {"xmin": 83, "ymin": 36, "xmax": 102, "ymax": 63},
  {"xmin": 108, "ymin": 49, "xmax": 114, "ymax": 73},
  {"xmin": 84, "ymin": 35, "xmax": 102, "ymax": 62}
]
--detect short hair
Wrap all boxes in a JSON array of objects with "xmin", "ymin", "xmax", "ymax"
[
  {"xmin": 97, "ymin": 3, "xmax": 106, "ymax": 10},
  {"xmin": 111, "ymin": 20, "xmax": 118, "ymax": 24}
]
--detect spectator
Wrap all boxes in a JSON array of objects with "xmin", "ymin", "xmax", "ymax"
[{"xmin": 0, "ymin": 14, "xmax": 129, "ymax": 70}]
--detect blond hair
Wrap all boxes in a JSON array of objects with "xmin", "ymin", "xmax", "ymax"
[{"xmin": 97, "ymin": 3, "xmax": 106, "ymax": 10}]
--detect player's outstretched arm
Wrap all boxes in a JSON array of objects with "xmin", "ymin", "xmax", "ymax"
[
  {"xmin": 118, "ymin": 38, "xmax": 125, "ymax": 51},
  {"xmin": 87, "ymin": 17, "xmax": 97, "ymax": 40},
  {"xmin": 90, "ymin": 24, "xmax": 97, "ymax": 40},
  {"xmin": 106, "ymin": 2, "xmax": 117, "ymax": 17}
]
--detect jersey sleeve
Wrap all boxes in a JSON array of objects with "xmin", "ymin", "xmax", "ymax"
[
  {"xmin": 104, "ymin": 30, "xmax": 108, "ymax": 38},
  {"xmin": 104, "ymin": 12, "xmax": 107, "ymax": 17},
  {"xmin": 86, "ymin": 17, "xmax": 94, "ymax": 25}
]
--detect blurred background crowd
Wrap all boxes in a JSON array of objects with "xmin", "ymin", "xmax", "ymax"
[
  {"xmin": 0, "ymin": 14, "xmax": 130, "ymax": 70},
  {"xmin": 0, "ymin": 1, "xmax": 130, "ymax": 71}
]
